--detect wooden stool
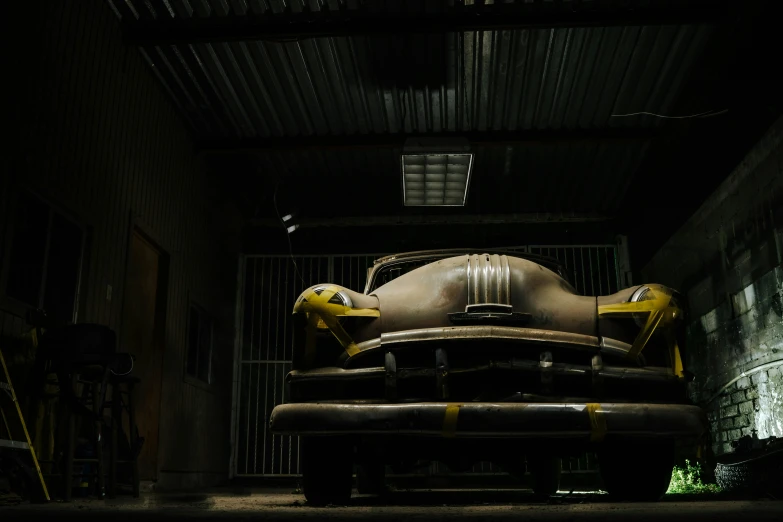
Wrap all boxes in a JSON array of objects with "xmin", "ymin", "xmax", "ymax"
[{"xmin": 25, "ymin": 321, "xmax": 117, "ymax": 501}]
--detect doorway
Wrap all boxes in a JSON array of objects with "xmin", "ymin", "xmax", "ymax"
[{"xmin": 120, "ymin": 228, "xmax": 168, "ymax": 481}]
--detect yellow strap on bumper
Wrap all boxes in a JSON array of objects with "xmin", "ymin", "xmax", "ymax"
[
  {"xmin": 586, "ymin": 403, "xmax": 607, "ymax": 442},
  {"xmin": 294, "ymin": 286, "xmax": 379, "ymax": 360},
  {"xmin": 442, "ymin": 404, "xmax": 461, "ymax": 438}
]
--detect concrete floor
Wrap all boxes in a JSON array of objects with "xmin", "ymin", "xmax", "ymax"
[{"xmin": 1, "ymin": 488, "xmax": 782, "ymax": 521}]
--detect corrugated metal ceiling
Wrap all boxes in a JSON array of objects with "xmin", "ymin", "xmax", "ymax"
[{"xmin": 108, "ymin": 0, "xmax": 718, "ymax": 216}]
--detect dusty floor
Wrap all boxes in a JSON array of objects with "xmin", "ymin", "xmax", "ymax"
[{"xmin": 1, "ymin": 488, "xmax": 781, "ymax": 521}]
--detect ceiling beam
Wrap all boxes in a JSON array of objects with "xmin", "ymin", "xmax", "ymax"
[
  {"xmin": 250, "ymin": 213, "xmax": 611, "ymax": 228},
  {"xmin": 123, "ymin": 6, "xmax": 727, "ymax": 46},
  {"xmin": 198, "ymin": 128, "xmax": 660, "ymax": 153}
]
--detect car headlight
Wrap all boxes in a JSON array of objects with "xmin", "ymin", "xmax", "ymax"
[
  {"xmin": 628, "ymin": 284, "xmax": 682, "ymax": 327},
  {"xmin": 294, "ymin": 285, "xmax": 354, "ymax": 329}
]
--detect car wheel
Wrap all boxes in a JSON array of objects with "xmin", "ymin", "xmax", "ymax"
[
  {"xmin": 715, "ymin": 448, "xmax": 783, "ymax": 496},
  {"xmin": 356, "ymin": 461, "xmax": 386, "ymax": 495},
  {"xmin": 598, "ymin": 440, "xmax": 674, "ymax": 502},
  {"xmin": 301, "ymin": 436, "xmax": 354, "ymax": 506},
  {"xmin": 528, "ymin": 454, "xmax": 561, "ymax": 499}
]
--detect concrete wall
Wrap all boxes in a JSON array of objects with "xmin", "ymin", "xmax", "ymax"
[
  {"xmin": 4, "ymin": 1, "xmax": 242, "ymax": 487},
  {"xmin": 642, "ymin": 115, "xmax": 783, "ymax": 456}
]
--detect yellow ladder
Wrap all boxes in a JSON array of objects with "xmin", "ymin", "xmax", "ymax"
[{"xmin": 0, "ymin": 344, "xmax": 50, "ymax": 501}]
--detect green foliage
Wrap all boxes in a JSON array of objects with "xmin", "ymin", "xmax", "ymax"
[{"xmin": 666, "ymin": 460, "xmax": 722, "ymax": 495}]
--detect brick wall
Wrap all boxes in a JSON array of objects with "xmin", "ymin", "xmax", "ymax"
[{"xmin": 642, "ymin": 115, "xmax": 783, "ymax": 457}]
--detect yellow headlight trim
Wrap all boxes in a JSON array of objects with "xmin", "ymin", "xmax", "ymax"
[
  {"xmin": 598, "ymin": 285, "xmax": 684, "ymax": 377},
  {"xmin": 293, "ymin": 285, "xmax": 380, "ymax": 361}
]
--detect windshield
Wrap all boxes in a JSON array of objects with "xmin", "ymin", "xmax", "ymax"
[{"xmin": 367, "ymin": 258, "xmax": 439, "ymax": 293}]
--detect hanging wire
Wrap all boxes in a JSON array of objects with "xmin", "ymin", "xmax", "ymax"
[
  {"xmin": 611, "ymin": 109, "xmax": 728, "ymax": 119},
  {"xmin": 273, "ymin": 180, "xmax": 307, "ymax": 289}
]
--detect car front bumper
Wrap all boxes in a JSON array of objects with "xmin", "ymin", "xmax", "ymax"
[{"xmin": 270, "ymin": 402, "xmax": 707, "ymax": 440}]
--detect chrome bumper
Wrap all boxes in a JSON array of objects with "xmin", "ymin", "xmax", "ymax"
[{"xmin": 270, "ymin": 402, "xmax": 707, "ymax": 439}]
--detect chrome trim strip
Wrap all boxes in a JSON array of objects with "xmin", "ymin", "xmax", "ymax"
[
  {"xmin": 600, "ymin": 336, "xmax": 646, "ymax": 365},
  {"xmin": 356, "ymin": 337, "xmax": 381, "ymax": 351},
  {"xmin": 378, "ymin": 326, "xmax": 600, "ymax": 349},
  {"xmin": 355, "ymin": 332, "xmax": 647, "ymax": 366},
  {"xmin": 467, "ymin": 253, "xmax": 511, "ymax": 306},
  {"xmin": 501, "ymin": 254, "xmax": 510, "ymax": 305},
  {"xmin": 288, "ymin": 363, "xmax": 674, "ymax": 383}
]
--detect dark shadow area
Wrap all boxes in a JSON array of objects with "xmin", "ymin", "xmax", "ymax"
[
  {"xmin": 2, "ymin": 490, "xmax": 782, "ymax": 522},
  {"xmin": 365, "ymin": 35, "xmax": 448, "ymax": 92}
]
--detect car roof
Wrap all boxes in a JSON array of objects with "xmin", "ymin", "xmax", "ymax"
[{"xmin": 373, "ymin": 248, "xmax": 566, "ymax": 270}]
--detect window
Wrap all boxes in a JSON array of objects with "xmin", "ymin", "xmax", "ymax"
[
  {"xmin": 186, "ymin": 303, "xmax": 213, "ymax": 384},
  {"xmin": 2, "ymin": 190, "xmax": 85, "ymax": 323}
]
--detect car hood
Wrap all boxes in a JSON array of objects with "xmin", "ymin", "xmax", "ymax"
[
  {"xmin": 368, "ymin": 254, "xmax": 596, "ymax": 338},
  {"xmin": 315, "ymin": 254, "xmax": 598, "ymax": 352}
]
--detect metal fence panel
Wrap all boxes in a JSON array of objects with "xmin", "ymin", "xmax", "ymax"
[{"xmin": 233, "ymin": 246, "xmax": 619, "ymax": 477}]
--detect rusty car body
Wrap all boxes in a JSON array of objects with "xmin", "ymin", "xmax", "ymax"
[{"xmin": 270, "ymin": 249, "xmax": 707, "ymax": 504}]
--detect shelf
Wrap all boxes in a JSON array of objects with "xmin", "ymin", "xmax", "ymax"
[{"xmin": 0, "ymin": 438, "xmax": 30, "ymax": 450}]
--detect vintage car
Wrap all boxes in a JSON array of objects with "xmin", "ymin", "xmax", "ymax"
[{"xmin": 270, "ymin": 249, "xmax": 707, "ymax": 504}]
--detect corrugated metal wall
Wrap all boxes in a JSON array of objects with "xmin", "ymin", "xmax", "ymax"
[{"xmin": 5, "ymin": 0, "xmax": 241, "ymax": 487}]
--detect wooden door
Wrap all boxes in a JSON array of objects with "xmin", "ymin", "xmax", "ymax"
[{"xmin": 120, "ymin": 231, "xmax": 165, "ymax": 480}]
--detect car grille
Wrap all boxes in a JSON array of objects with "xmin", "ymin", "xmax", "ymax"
[{"xmin": 288, "ymin": 341, "xmax": 685, "ymax": 404}]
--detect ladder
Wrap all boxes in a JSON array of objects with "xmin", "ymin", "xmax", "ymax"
[{"xmin": 0, "ymin": 342, "xmax": 50, "ymax": 501}]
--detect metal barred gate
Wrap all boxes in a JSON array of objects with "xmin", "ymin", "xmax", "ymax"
[{"xmin": 230, "ymin": 246, "xmax": 621, "ymax": 477}]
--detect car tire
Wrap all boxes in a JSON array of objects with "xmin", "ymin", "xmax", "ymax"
[
  {"xmin": 715, "ymin": 448, "xmax": 783, "ymax": 496},
  {"xmin": 527, "ymin": 454, "xmax": 562, "ymax": 499},
  {"xmin": 598, "ymin": 440, "xmax": 675, "ymax": 502},
  {"xmin": 356, "ymin": 461, "xmax": 386, "ymax": 495},
  {"xmin": 301, "ymin": 436, "xmax": 354, "ymax": 506}
]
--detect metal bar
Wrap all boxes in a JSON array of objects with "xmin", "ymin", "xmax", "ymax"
[
  {"xmin": 239, "ymin": 359, "xmax": 291, "ymax": 364},
  {"xmin": 588, "ymin": 247, "xmax": 598, "ymax": 296},
  {"xmin": 123, "ymin": 7, "xmax": 727, "ymax": 45},
  {"xmin": 0, "ymin": 439, "xmax": 29, "ymax": 450},
  {"xmin": 284, "ymin": 258, "xmax": 293, "ymax": 475},
  {"xmin": 571, "ymin": 248, "xmax": 579, "ymax": 293},
  {"xmin": 258, "ymin": 259, "xmax": 269, "ymax": 474},
  {"xmin": 272, "ymin": 259, "xmax": 281, "ymax": 474},
  {"xmin": 242, "ymin": 253, "xmax": 387, "ymax": 259},
  {"xmin": 528, "ymin": 244, "xmax": 616, "ymax": 249},
  {"xmin": 229, "ymin": 256, "xmax": 246, "ymax": 479},
  {"xmin": 244, "ymin": 258, "xmax": 257, "ymax": 475},
  {"xmin": 385, "ymin": 351, "xmax": 398, "ymax": 402},
  {"xmin": 199, "ymin": 128, "xmax": 659, "ymax": 154},
  {"xmin": 263, "ymin": 259, "xmax": 276, "ymax": 474},
  {"xmin": 249, "ymin": 213, "xmax": 611, "ymax": 228}
]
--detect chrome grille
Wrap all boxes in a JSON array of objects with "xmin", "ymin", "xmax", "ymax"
[{"xmin": 467, "ymin": 254, "xmax": 511, "ymax": 306}]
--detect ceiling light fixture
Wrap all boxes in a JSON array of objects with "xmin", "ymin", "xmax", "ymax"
[{"xmin": 402, "ymin": 137, "xmax": 473, "ymax": 207}]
